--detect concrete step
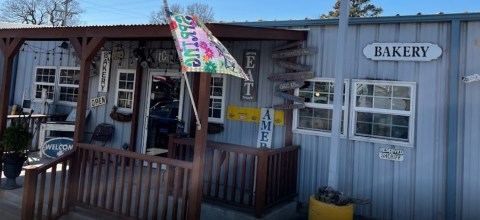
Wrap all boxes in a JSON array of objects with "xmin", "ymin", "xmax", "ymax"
[
  {"xmin": 200, "ymin": 200, "xmax": 299, "ymax": 220},
  {"xmin": 59, "ymin": 206, "xmax": 120, "ymax": 220},
  {"xmin": 0, "ymin": 197, "xmax": 22, "ymax": 220}
]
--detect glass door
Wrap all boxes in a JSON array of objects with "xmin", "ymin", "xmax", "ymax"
[{"xmin": 142, "ymin": 70, "xmax": 184, "ymax": 156}]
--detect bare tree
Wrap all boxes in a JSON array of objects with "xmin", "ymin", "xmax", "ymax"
[
  {"xmin": 0, "ymin": 0, "xmax": 83, "ymax": 26},
  {"xmin": 149, "ymin": 2, "xmax": 215, "ymax": 24},
  {"xmin": 149, "ymin": 3, "xmax": 184, "ymax": 24},
  {"xmin": 321, "ymin": 0, "xmax": 383, "ymax": 18}
]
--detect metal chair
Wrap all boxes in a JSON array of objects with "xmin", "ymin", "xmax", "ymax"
[{"xmin": 89, "ymin": 123, "xmax": 114, "ymax": 146}]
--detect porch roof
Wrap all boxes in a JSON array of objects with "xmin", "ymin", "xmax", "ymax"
[{"xmin": 0, "ymin": 23, "xmax": 307, "ymax": 41}]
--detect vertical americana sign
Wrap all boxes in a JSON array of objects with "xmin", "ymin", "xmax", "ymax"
[
  {"xmin": 241, "ymin": 50, "xmax": 259, "ymax": 101},
  {"xmin": 257, "ymin": 108, "xmax": 274, "ymax": 148},
  {"xmin": 98, "ymin": 51, "xmax": 112, "ymax": 92}
]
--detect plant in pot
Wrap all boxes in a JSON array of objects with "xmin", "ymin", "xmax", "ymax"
[
  {"xmin": 309, "ymin": 186, "xmax": 370, "ymax": 220},
  {"xmin": 1, "ymin": 119, "xmax": 32, "ymax": 190}
]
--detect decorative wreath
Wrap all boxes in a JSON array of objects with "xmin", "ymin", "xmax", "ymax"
[{"xmin": 110, "ymin": 105, "xmax": 132, "ymax": 122}]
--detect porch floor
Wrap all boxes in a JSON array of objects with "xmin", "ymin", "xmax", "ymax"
[{"xmin": 0, "ymin": 151, "xmax": 304, "ymax": 220}]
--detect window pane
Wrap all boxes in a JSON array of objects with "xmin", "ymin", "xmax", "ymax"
[
  {"xmin": 356, "ymin": 96, "xmax": 372, "ymax": 108},
  {"xmin": 356, "ymin": 84, "xmax": 373, "ymax": 95},
  {"xmin": 393, "ymin": 86, "xmax": 410, "ymax": 98},
  {"xmin": 374, "ymin": 85, "xmax": 392, "ymax": 96},
  {"xmin": 392, "ymin": 98, "xmax": 409, "ymax": 111},
  {"xmin": 373, "ymin": 97, "xmax": 391, "ymax": 109}
]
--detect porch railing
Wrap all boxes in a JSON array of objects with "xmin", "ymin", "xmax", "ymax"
[
  {"xmin": 168, "ymin": 137, "xmax": 300, "ymax": 218},
  {"xmin": 22, "ymin": 143, "xmax": 193, "ymax": 220}
]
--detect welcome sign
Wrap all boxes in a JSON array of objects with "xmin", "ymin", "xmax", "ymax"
[{"xmin": 42, "ymin": 137, "xmax": 74, "ymax": 158}]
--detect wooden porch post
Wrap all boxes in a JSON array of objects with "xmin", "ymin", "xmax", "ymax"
[
  {"xmin": 69, "ymin": 37, "xmax": 105, "ymax": 144},
  {"xmin": 0, "ymin": 37, "xmax": 25, "ymax": 184},
  {"xmin": 67, "ymin": 37, "xmax": 105, "ymax": 207},
  {"xmin": 128, "ymin": 64, "xmax": 143, "ymax": 152},
  {"xmin": 188, "ymin": 72, "xmax": 211, "ymax": 219}
]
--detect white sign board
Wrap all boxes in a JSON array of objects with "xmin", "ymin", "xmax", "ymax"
[
  {"xmin": 256, "ymin": 108, "xmax": 274, "ymax": 148},
  {"xmin": 90, "ymin": 96, "xmax": 106, "ymax": 108},
  {"xmin": 98, "ymin": 51, "xmax": 112, "ymax": 92},
  {"xmin": 379, "ymin": 147, "xmax": 404, "ymax": 162},
  {"xmin": 363, "ymin": 43, "xmax": 442, "ymax": 61}
]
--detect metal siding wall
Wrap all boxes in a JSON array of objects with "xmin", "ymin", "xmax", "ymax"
[
  {"xmin": 297, "ymin": 22, "xmax": 450, "ymax": 220},
  {"xmin": 208, "ymin": 40, "xmax": 286, "ymax": 149},
  {"xmin": 459, "ymin": 21, "xmax": 480, "ymax": 220}
]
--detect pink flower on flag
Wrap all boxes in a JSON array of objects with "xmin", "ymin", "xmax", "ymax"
[
  {"xmin": 181, "ymin": 65, "xmax": 189, "ymax": 72},
  {"xmin": 200, "ymin": 42, "xmax": 208, "ymax": 50},
  {"xmin": 205, "ymin": 48, "xmax": 215, "ymax": 59}
]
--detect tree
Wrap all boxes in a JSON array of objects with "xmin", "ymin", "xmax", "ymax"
[
  {"xmin": 0, "ymin": 0, "xmax": 83, "ymax": 26},
  {"xmin": 321, "ymin": 0, "xmax": 383, "ymax": 18},
  {"xmin": 149, "ymin": 2, "xmax": 215, "ymax": 24}
]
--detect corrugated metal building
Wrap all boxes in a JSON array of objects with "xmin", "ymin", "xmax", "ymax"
[{"xmin": 7, "ymin": 13, "xmax": 480, "ymax": 219}]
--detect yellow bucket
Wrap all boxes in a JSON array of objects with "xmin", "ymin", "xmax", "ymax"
[{"xmin": 308, "ymin": 195, "xmax": 354, "ymax": 220}]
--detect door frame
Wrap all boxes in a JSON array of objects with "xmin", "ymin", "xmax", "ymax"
[{"xmin": 141, "ymin": 69, "xmax": 185, "ymax": 155}]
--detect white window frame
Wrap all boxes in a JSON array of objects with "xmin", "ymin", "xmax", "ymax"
[
  {"xmin": 33, "ymin": 66, "xmax": 57, "ymax": 103},
  {"xmin": 293, "ymin": 78, "xmax": 349, "ymax": 137},
  {"xmin": 114, "ymin": 69, "xmax": 136, "ymax": 112},
  {"xmin": 33, "ymin": 66, "xmax": 80, "ymax": 106},
  {"xmin": 349, "ymin": 80, "xmax": 416, "ymax": 147},
  {"xmin": 208, "ymin": 74, "xmax": 226, "ymax": 123},
  {"xmin": 57, "ymin": 67, "xmax": 80, "ymax": 105}
]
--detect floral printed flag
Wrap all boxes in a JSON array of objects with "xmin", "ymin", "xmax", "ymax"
[{"xmin": 168, "ymin": 12, "xmax": 249, "ymax": 80}]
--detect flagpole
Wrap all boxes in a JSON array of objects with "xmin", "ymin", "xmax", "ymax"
[{"xmin": 183, "ymin": 72, "xmax": 202, "ymax": 130}]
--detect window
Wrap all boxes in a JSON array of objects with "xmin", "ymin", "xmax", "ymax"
[
  {"xmin": 34, "ymin": 67, "xmax": 56, "ymax": 100},
  {"xmin": 350, "ymin": 80, "xmax": 416, "ymax": 147},
  {"xmin": 115, "ymin": 69, "xmax": 136, "ymax": 111},
  {"xmin": 293, "ymin": 78, "xmax": 349, "ymax": 136},
  {"xmin": 58, "ymin": 68, "xmax": 80, "ymax": 103},
  {"xmin": 33, "ymin": 66, "xmax": 80, "ymax": 104},
  {"xmin": 208, "ymin": 75, "xmax": 226, "ymax": 123}
]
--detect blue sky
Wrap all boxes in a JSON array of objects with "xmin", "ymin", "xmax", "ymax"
[{"xmin": 77, "ymin": 0, "xmax": 480, "ymax": 25}]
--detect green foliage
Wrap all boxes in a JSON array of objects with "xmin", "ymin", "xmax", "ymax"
[
  {"xmin": 1, "ymin": 120, "xmax": 32, "ymax": 159},
  {"xmin": 321, "ymin": 0, "xmax": 383, "ymax": 18}
]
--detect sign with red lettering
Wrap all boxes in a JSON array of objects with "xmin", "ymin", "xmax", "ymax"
[
  {"xmin": 241, "ymin": 50, "xmax": 259, "ymax": 101},
  {"xmin": 363, "ymin": 43, "xmax": 442, "ymax": 61}
]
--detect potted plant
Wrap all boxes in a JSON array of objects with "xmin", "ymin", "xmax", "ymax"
[
  {"xmin": 1, "ymin": 117, "xmax": 32, "ymax": 189},
  {"xmin": 309, "ymin": 186, "xmax": 369, "ymax": 220}
]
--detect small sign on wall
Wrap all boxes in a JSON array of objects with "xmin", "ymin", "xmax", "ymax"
[
  {"xmin": 379, "ymin": 147, "xmax": 404, "ymax": 161},
  {"xmin": 257, "ymin": 108, "xmax": 274, "ymax": 148},
  {"xmin": 98, "ymin": 51, "xmax": 112, "ymax": 92},
  {"xmin": 363, "ymin": 43, "xmax": 442, "ymax": 61},
  {"xmin": 241, "ymin": 50, "xmax": 259, "ymax": 101},
  {"xmin": 90, "ymin": 96, "xmax": 106, "ymax": 108}
]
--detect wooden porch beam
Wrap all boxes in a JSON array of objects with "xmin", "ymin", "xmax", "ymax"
[
  {"xmin": 128, "ymin": 64, "xmax": 143, "ymax": 152},
  {"xmin": 70, "ymin": 37, "xmax": 106, "ymax": 144},
  {"xmin": 188, "ymin": 72, "xmax": 211, "ymax": 219},
  {"xmin": 0, "ymin": 37, "xmax": 25, "ymax": 185}
]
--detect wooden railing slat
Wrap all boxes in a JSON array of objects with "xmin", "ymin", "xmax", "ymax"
[
  {"xmin": 142, "ymin": 161, "xmax": 153, "ymax": 220},
  {"xmin": 206, "ymin": 147, "xmax": 214, "ymax": 196},
  {"xmin": 21, "ymin": 166, "xmax": 38, "ymax": 220},
  {"xmin": 231, "ymin": 152, "xmax": 238, "ymax": 203},
  {"xmin": 172, "ymin": 167, "xmax": 181, "ymax": 220},
  {"xmin": 85, "ymin": 150, "xmax": 95, "ymax": 205},
  {"xmin": 180, "ymin": 168, "xmax": 189, "ymax": 220},
  {"xmin": 222, "ymin": 151, "xmax": 230, "ymax": 200},
  {"xmin": 161, "ymin": 165, "xmax": 171, "ymax": 220},
  {"xmin": 239, "ymin": 153, "xmax": 247, "ymax": 204},
  {"xmin": 36, "ymin": 171, "xmax": 46, "ymax": 220},
  {"xmin": 133, "ymin": 159, "xmax": 144, "ymax": 218},
  {"xmin": 117, "ymin": 156, "xmax": 127, "ymax": 214},
  {"xmin": 47, "ymin": 166, "xmax": 57, "ymax": 219},
  {"xmin": 78, "ymin": 148, "xmax": 88, "ymax": 202},
  {"xmin": 214, "ymin": 150, "xmax": 222, "ymax": 198},
  {"xmin": 100, "ymin": 153, "xmax": 111, "ymax": 209},
  {"xmin": 152, "ymin": 163, "xmax": 162, "ymax": 219},
  {"xmin": 248, "ymin": 154, "xmax": 255, "ymax": 206},
  {"xmin": 57, "ymin": 160, "xmax": 68, "ymax": 215},
  {"xmin": 93, "ymin": 151, "xmax": 103, "ymax": 207},
  {"xmin": 125, "ymin": 158, "xmax": 135, "ymax": 216},
  {"xmin": 108, "ymin": 154, "xmax": 118, "ymax": 212}
]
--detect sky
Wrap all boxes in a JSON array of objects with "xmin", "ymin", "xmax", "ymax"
[{"xmin": 46, "ymin": 0, "xmax": 480, "ymax": 25}]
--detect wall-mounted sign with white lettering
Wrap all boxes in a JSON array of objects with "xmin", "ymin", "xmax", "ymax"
[
  {"xmin": 98, "ymin": 51, "xmax": 111, "ymax": 92},
  {"xmin": 241, "ymin": 50, "xmax": 259, "ymax": 101},
  {"xmin": 363, "ymin": 43, "xmax": 442, "ymax": 61},
  {"xmin": 379, "ymin": 147, "xmax": 404, "ymax": 162}
]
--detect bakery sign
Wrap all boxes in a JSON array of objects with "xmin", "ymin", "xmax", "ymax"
[{"xmin": 363, "ymin": 43, "xmax": 442, "ymax": 61}]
